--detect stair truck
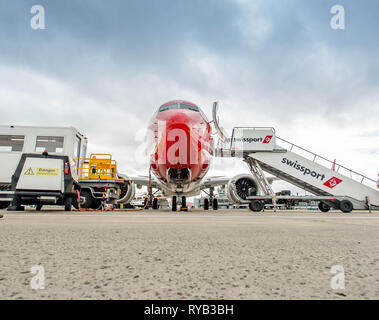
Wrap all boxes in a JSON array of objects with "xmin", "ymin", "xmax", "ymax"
[
  {"xmin": 212, "ymin": 102, "xmax": 379, "ymax": 213},
  {"xmin": 215, "ymin": 126, "xmax": 379, "ymax": 213}
]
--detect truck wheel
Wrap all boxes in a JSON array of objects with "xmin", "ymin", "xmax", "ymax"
[
  {"xmin": 36, "ymin": 203, "xmax": 43, "ymax": 211},
  {"xmin": 64, "ymin": 197, "xmax": 72, "ymax": 212},
  {"xmin": 249, "ymin": 200, "xmax": 264, "ymax": 212},
  {"xmin": 172, "ymin": 196, "xmax": 177, "ymax": 212},
  {"xmin": 72, "ymin": 194, "xmax": 79, "ymax": 209},
  {"xmin": 0, "ymin": 201, "xmax": 10, "ymax": 210},
  {"xmin": 92, "ymin": 199, "xmax": 102, "ymax": 210},
  {"xmin": 7, "ymin": 196, "xmax": 23, "ymax": 211},
  {"xmin": 340, "ymin": 200, "xmax": 353, "ymax": 213},
  {"xmin": 204, "ymin": 198, "xmax": 209, "ymax": 210},
  {"xmin": 80, "ymin": 190, "xmax": 93, "ymax": 209},
  {"xmin": 318, "ymin": 202, "xmax": 331, "ymax": 213}
]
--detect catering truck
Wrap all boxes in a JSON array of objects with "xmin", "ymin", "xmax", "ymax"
[
  {"xmin": 0, "ymin": 126, "xmax": 87, "ymax": 211},
  {"xmin": 0, "ymin": 125, "xmax": 131, "ymax": 211}
]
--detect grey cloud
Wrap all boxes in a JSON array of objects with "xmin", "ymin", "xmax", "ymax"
[{"xmin": 1, "ymin": 0, "xmax": 379, "ymax": 116}]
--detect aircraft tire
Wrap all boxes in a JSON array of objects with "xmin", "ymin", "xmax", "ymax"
[
  {"xmin": 213, "ymin": 198, "xmax": 218, "ymax": 210},
  {"xmin": 181, "ymin": 196, "xmax": 187, "ymax": 209},
  {"xmin": 204, "ymin": 198, "xmax": 209, "ymax": 210}
]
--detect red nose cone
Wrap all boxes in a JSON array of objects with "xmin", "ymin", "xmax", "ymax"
[{"xmin": 148, "ymin": 101, "xmax": 213, "ymax": 186}]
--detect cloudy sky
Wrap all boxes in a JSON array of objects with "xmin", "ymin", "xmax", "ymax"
[{"xmin": 0, "ymin": 0, "xmax": 378, "ymax": 194}]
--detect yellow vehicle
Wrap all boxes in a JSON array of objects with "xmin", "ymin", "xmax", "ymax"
[
  {"xmin": 73, "ymin": 154, "xmax": 125, "ymax": 209},
  {"xmin": 75, "ymin": 154, "xmax": 118, "ymax": 180}
]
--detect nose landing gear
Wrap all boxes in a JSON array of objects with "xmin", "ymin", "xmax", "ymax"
[
  {"xmin": 180, "ymin": 196, "xmax": 188, "ymax": 211},
  {"xmin": 172, "ymin": 196, "xmax": 177, "ymax": 211}
]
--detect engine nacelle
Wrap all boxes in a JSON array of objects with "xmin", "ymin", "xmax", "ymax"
[
  {"xmin": 117, "ymin": 173, "xmax": 136, "ymax": 204},
  {"xmin": 227, "ymin": 174, "xmax": 259, "ymax": 204}
]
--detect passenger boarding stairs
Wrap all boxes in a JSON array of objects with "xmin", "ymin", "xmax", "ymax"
[{"xmin": 215, "ymin": 127, "xmax": 379, "ymax": 210}]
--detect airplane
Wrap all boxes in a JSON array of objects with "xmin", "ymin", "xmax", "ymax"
[{"xmin": 117, "ymin": 100, "xmax": 276, "ymax": 211}]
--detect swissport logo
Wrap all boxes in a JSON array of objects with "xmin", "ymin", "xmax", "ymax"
[
  {"xmin": 323, "ymin": 177, "xmax": 343, "ymax": 189},
  {"xmin": 263, "ymin": 135, "xmax": 273, "ymax": 144}
]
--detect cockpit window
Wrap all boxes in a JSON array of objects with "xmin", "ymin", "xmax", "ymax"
[
  {"xmin": 180, "ymin": 103, "xmax": 199, "ymax": 112},
  {"xmin": 159, "ymin": 103, "xmax": 178, "ymax": 112},
  {"xmin": 158, "ymin": 102, "xmax": 200, "ymax": 113}
]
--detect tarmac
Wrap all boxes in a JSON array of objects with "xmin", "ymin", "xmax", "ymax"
[{"xmin": 0, "ymin": 208, "xmax": 379, "ymax": 300}]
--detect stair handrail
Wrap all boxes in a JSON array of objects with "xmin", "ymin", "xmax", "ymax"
[{"xmin": 276, "ymin": 136, "xmax": 376, "ymax": 185}]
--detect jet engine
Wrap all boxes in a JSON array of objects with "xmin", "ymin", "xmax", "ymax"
[
  {"xmin": 226, "ymin": 174, "xmax": 259, "ymax": 204},
  {"xmin": 117, "ymin": 173, "xmax": 136, "ymax": 204}
]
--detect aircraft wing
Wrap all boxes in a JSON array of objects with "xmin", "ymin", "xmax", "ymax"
[
  {"xmin": 130, "ymin": 175, "xmax": 230, "ymax": 191},
  {"xmin": 128, "ymin": 174, "xmax": 279, "ymax": 192},
  {"xmin": 200, "ymin": 175, "xmax": 279, "ymax": 190},
  {"xmin": 129, "ymin": 176, "xmax": 161, "ymax": 189},
  {"xmin": 200, "ymin": 176, "xmax": 230, "ymax": 189}
]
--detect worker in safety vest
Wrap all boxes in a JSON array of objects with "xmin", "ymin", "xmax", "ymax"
[{"xmin": 377, "ymin": 174, "xmax": 379, "ymax": 189}]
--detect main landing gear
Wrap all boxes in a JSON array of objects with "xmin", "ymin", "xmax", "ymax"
[
  {"xmin": 204, "ymin": 198, "xmax": 209, "ymax": 210},
  {"xmin": 213, "ymin": 198, "xmax": 218, "ymax": 210},
  {"xmin": 202, "ymin": 186, "xmax": 219, "ymax": 210},
  {"xmin": 203, "ymin": 198, "xmax": 218, "ymax": 210}
]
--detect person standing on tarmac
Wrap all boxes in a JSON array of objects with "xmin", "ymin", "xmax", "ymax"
[{"xmin": 377, "ymin": 174, "xmax": 379, "ymax": 189}]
